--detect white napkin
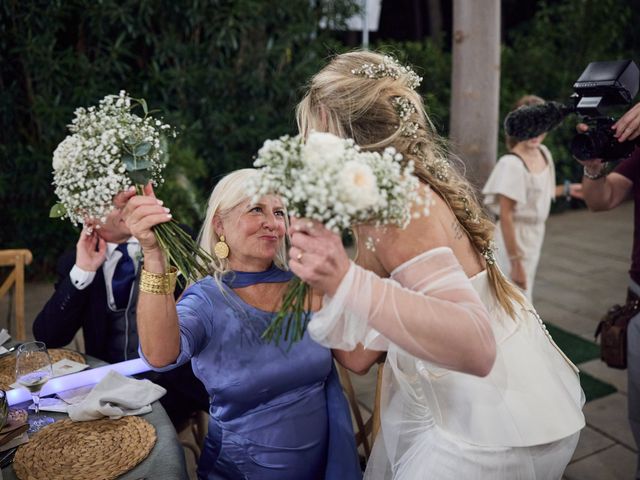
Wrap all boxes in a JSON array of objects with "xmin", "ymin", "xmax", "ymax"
[
  {"xmin": 0, "ymin": 329, "xmax": 12, "ymax": 354},
  {"xmin": 67, "ymin": 370, "xmax": 166, "ymax": 421},
  {"xmin": 0, "ymin": 329, "xmax": 11, "ymax": 346}
]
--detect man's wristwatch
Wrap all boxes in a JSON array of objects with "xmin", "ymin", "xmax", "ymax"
[{"xmin": 583, "ymin": 165, "xmax": 607, "ymax": 180}]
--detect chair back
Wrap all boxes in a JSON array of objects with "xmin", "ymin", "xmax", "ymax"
[
  {"xmin": 337, "ymin": 360, "xmax": 385, "ymax": 462},
  {"xmin": 0, "ymin": 249, "xmax": 33, "ymax": 340}
]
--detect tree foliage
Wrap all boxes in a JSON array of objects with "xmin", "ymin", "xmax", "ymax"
[{"xmin": 0, "ymin": 0, "xmax": 355, "ymax": 276}]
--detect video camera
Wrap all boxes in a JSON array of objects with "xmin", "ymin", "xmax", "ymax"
[
  {"xmin": 504, "ymin": 60, "xmax": 639, "ymax": 161},
  {"xmin": 569, "ymin": 60, "xmax": 639, "ymax": 161}
]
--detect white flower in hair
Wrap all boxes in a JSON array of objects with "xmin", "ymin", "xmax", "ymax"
[
  {"xmin": 339, "ymin": 161, "xmax": 379, "ymax": 210},
  {"xmin": 351, "ymin": 55, "xmax": 423, "ymax": 90}
]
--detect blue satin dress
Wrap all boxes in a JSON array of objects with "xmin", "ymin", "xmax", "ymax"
[{"xmin": 140, "ymin": 266, "xmax": 361, "ymax": 480}]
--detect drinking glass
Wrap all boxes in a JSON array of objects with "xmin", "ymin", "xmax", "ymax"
[{"xmin": 15, "ymin": 341, "xmax": 54, "ymax": 433}]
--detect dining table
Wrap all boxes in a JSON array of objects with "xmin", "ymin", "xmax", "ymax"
[{"xmin": 0, "ymin": 352, "xmax": 189, "ymax": 480}]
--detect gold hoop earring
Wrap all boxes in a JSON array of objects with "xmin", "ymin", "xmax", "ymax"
[{"xmin": 214, "ymin": 235, "xmax": 230, "ymax": 259}]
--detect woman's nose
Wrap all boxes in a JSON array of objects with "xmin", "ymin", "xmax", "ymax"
[{"xmin": 263, "ymin": 214, "xmax": 276, "ymax": 230}]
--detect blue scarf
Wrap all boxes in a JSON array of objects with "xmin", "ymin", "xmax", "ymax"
[{"xmin": 221, "ymin": 263, "xmax": 293, "ymax": 288}]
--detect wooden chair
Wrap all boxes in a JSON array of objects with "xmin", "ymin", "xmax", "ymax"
[
  {"xmin": 0, "ymin": 249, "xmax": 33, "ymax": 340},
  {"xmin": 178, "ymin": 409, "xmax": 209, "ymax": 460},
  {"xmin": 337, "ymin": 360, "xmax": 385, "ymax": 462}
]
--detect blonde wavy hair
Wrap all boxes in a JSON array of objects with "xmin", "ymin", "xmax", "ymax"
[
  {"xmin": 197, "ymin": 168, "xmax": 289, "ymax": 290},
  {"xmin": 296, "ymin": 50, "xmax": 523, "ymax": 316}
]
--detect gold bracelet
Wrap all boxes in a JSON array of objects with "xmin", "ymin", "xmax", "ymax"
[{"xmin": 140, "ymin": 267, "xmax": 178, "ymax": 295}]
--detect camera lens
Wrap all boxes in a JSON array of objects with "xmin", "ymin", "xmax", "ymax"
[{"xmin": 570, "ymin": 131, "xmax": 602, "ymax": 160}]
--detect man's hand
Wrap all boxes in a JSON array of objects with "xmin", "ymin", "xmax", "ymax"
[
  {"xmin": 613, "ymin": 102, "xmax": 640, "ymax": 142},
  {"xmin": 75, "ymin": 227, "xmax": 107, "ymax": 272},
  {"xmin": 568, "ymin": 183, "xmax": 584, "ymax": 200},
  {"xmin": 574, "ymin": 123, "xmax": 606, "ymax": 175}
]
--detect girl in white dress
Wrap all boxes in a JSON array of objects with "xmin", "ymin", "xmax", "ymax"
[
  {"xmin": 291, "ymin": 51, "xmax": 585, "ymax": 479},
  {"xmin": 483, "ymin": 95, "xmax": 582, "ymax": 300}
]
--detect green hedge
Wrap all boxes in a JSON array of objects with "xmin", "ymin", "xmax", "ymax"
[
  {"xmin": 2, "ymin": 0, "xmax": 638, "ymax": 277},
  {"xmin": 1, "ymin": 0, "xmax": 355, "ymax": 277}
]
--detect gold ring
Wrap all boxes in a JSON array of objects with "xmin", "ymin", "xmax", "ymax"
[{"xmin": 296, "ymin": 252, "xmax": 303, "ymax": 261}]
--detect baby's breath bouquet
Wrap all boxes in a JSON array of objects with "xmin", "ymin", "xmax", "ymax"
[
  {"xmin": 249, "ymin": 131, "xmax": 428, "ymax": 345},
  {"xmin": 50, "ymin": 91, "xmax": 213, "ymax": 282}
]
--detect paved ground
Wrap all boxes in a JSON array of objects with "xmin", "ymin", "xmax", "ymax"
[
  {"xmin": 1, "ymin": 200, "xmax": 637, "ymax": 478},
  {"xmin": 536, "ymin": 201, "xmax": 637, "ymax": 480}
]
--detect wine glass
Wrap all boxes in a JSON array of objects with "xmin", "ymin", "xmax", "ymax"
[{"xmin": 15, "ymin": 341, "xmax": 54, "ymax": 433}]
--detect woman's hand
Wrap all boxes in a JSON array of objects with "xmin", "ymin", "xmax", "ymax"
[
  {"xmin": 289, "ymin": 218, "xmax": 351, "ymax": 296},
  {"xmin": 119, "ymin": 184, "xmax": 172, "ymax": 267},
  {"xmin": 510, "ymin": 259, "xmax": 527, "ymax": 291}
]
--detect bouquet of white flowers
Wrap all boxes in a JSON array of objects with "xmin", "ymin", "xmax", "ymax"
[
  {"xmin": 248, "ymin": 131, "xmax": 429, "ymax": 344},
  {"xmin": 51, "ymin": 91, "xmax": 213, "ymax": 282}
]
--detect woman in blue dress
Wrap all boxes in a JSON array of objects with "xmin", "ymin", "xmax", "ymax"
[{"xmin": 122, "ymin": 169, "xmax": 363, "ymax": 480}]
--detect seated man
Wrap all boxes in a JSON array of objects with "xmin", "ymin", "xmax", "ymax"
[{"xmin": 33, "ymin": 202, "xmax": 209, "ymax": 427}]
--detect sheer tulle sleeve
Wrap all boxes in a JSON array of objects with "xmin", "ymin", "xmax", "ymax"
[{"xmin": 308, "ymin": 247, "xmax": 496, "ymax": 373}]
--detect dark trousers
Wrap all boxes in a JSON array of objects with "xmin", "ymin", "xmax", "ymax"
[{"xmin": 629, "ymin": 279, "xmax": 640, "ymax": 479}]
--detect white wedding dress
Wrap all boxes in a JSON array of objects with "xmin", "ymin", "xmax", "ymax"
[{"xmin": 309, "ymin": 247, "xmax": 585, "ymax": 479}]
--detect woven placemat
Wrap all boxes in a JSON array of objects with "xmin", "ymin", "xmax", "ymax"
[
  {"xmin": 0, "ymin": 348, "xmax": 86, "ymax": 390},
  {"xmin": 14, "ymin": 416, "xmax": 156, "ymax": 480}
]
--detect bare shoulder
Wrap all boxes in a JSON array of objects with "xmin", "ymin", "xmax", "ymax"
[{"xmin": 362, "ymin": 186, "xmax": 453, "ymax": 274}]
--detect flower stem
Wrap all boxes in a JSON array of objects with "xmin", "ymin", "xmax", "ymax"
[
  {"xmin": 135, "ymin": 185, "xmax": 214, "ymax": 284},
  {"xmin": 262, "ymin": 277, "xmax": 311, "ymax": 347}
]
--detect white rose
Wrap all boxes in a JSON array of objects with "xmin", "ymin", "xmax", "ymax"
[
  {"xmin": 303, "ymin": 131, "xmax": 346, "ymax": 167},
  {"xmin": 340, "ymin": 161, "xmax": 379, "ymax": 210}
]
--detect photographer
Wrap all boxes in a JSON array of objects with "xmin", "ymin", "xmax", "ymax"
[{"xmin": 578, "ymin": 102, "xmax": 640, "ymax": 479}]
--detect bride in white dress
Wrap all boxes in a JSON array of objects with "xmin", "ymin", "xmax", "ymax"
[{"xmin": 290, "ymin": 51, "xmax": 585, "ymax": 479}]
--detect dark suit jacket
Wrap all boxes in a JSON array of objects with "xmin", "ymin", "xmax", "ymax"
[
  {"xmin": 33, "ymin": 249, "xmax": 209, "ymax": 425},
  {"xmin": 33, "ymin": 249, "xmax": 179, "ymax": 361}
]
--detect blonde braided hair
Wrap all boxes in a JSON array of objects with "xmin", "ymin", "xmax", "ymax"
[{"xmin": 296, "ymin": 50, "xmax": 524, "ymax": 316}]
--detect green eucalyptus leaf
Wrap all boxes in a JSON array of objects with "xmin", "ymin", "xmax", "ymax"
[
  {"xmin": 124, "ymin": 136, "xmax": 137, "ymax": 145},
  {"xmin": 129, "ymin": 170, "xmax": 151, "ymax": 185},
  {"xmin": 133, "ymin": 159, "xmax": 151, "ymax": 170},
  {"xmin": 138, "ymin": 98, "xmax": 148, "ymax": 116},
  {"xmin": 49, "ymin": 203, "xmax": 67, "ymax": 218},
  {"xmin": 134, "ymin": 142, "xmax": 152, "ymax": 156},
  {"xmin": 122, "ymin": 154, "xmax": 135, "ymax": 171}
]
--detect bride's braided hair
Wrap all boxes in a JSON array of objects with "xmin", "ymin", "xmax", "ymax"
[{"xmin": 296, "ymin": 50, "xmax": 524, "ymax": 316}]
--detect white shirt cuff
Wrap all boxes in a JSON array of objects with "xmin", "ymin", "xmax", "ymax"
[{"xmin": 69, "ymin": 265, "xmax": 96, "ymax": 290}]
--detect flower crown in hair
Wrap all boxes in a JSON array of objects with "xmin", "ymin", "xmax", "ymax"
[
  {"xmin": 392, "ymin": 96, "xmax": 419, "ymax": 138},
  {"xmin": 351, "ymin": 55, "xmax": 423, "ymax": 90}
]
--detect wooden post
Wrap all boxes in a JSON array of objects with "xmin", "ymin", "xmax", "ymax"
[{"xmin": 449, "ymin": 0, "xmax": 501, "ymax": 190}]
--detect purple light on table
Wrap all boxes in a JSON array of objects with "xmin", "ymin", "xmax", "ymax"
[{"xmin": 6, "ymin": 358, "xmax": 151, "ymax": 406}]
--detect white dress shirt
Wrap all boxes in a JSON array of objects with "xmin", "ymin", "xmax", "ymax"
[{"xmin": 69, "ymin": 238, "xmax": 141, "ymax": 309}]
